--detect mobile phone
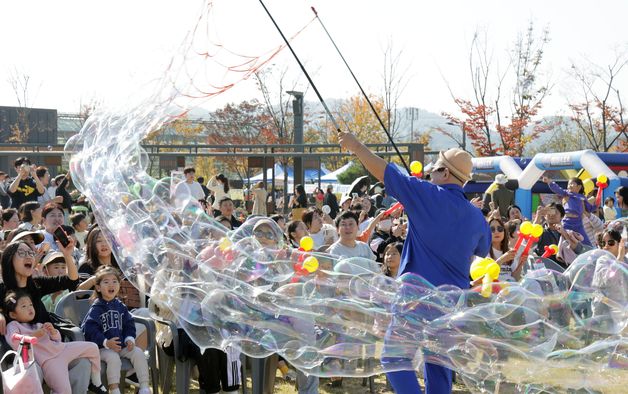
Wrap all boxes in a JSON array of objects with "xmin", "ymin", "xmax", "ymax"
[{"xmin": 53, "ymin": 226, "xmax": 71, "ymax": 247}]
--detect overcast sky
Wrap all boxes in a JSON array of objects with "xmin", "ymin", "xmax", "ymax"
[{"xmin": 1, "ymin": 0, "xmax": 627, "ymax": 118}]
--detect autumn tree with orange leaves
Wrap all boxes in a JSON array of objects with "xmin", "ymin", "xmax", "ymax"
[
  {"xmin": 205, "ymin": 100, "xmax": 275, "ymax": 181},
  {"xmin": 305, "ymin": 94, "xmax": 388, "ymax": 170},
  {"xmin": 440, "ymin": 22, "xmax": 553, "ymax": 156}
]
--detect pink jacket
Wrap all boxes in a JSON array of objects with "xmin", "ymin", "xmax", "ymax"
[{"xmin": 5, "ymin": 321, "xmax": 64, "ymax": 366}]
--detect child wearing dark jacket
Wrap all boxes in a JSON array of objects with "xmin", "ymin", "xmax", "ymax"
[{"xmin": 81, "ymin": 266, "xmax": 151, "ymax": 394}]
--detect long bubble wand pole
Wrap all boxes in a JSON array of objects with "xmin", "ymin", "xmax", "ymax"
[
  {"xmin": 310, "ymin": 6, "xmax": 410, "ymax": 173},
  {"xmin": 258, "ymin": 0, "xmax": 342, "ymax": 134}
]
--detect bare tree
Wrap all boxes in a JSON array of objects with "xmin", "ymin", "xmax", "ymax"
[
  {"xmin": 440, "ymin": 22, "xmax": 553, "ymax": 156},
  {"xmin": 381, "ymin": 39, "xmax": 412, "ymax": 142},
  {"xmin": 254, "ymin": 67, "xmax": 295, "ymax": 146},
  {"xmin": 7, "ymin": 69, "xmax": 40, "ymax": 143},
  {"xmin": 567, "ymin": 49, "xmax": 628, "ymax": 152}
]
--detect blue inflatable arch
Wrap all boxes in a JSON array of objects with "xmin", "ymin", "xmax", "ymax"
[{"xmin": 515, "ymin": 150, "xmax": 619, "ymax": 218}]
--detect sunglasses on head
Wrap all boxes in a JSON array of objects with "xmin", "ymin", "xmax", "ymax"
[
  {"xmin": 490, "ymin": 225, "xmax": 504, "ymax": 233},
  {"xmin": 600, "ymin": 239, "xmax": 617, "ymax": 247}
]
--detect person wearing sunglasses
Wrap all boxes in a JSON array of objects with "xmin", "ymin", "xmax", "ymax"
[
  {"xmin": 599, "ymin": 229, "xmax": 626, "ymax": 261},
  {"xmin": 339, "ymin": 132, "xmax": 491, "ymax": 394},
  {"xmin": 486, "ymin": 218, "xmax": 522, "ymax": 282},
  {"xmin": 0, "ymin": 239, "xmax": 92, "ymax": 392}
]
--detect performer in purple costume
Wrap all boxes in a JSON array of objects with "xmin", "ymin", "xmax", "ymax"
[{"xmin": 542, "ymin": 176, "xmax": 594, "ymax": 245}]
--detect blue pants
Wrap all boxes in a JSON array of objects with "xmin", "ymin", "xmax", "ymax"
[{"xmin": 386, "ymin": 363, "xmax": 452, "ymax": 394}]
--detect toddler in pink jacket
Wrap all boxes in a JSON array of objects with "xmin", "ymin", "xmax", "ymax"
[{"xmin": 4, "ymin": 290, "xmax": 107, "ymax": 394}]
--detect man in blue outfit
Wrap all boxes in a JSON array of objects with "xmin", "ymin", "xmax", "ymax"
[{"xmin": 339, "ymin": 133, "xmax": 491, "ymax": 394}]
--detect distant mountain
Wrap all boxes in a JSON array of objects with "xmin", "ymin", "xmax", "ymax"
[{"xmin": 303, "ymin": 101, "xmax": 461, "ymax": 152}]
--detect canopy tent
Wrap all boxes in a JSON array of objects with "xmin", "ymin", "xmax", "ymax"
[
  {"xmin": 249, "ymin": 163, "xmax": 330, "ymax": 183},
  {"xmin": 320, "ymin": 161, "xmax": 353, "ymax": 183},
  {"xmin": 320, "ymin": 161, "xmax": 407, "ymax": 184}
]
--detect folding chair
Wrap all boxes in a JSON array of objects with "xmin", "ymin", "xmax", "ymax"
[{"xmin": 55, "ymin": 290, "xmax": 159, "ymax": 394}]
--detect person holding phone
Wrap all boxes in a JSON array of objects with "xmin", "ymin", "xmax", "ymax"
[
  {"xmin": 7, "ymin": 157, "xmax": 45, "ymax": 209},
  {"xmin": 0, "ymin": 238, "xmax": 92, "ymax": 393},
  {"xmin": 37, "ymin": 203, "xmax": 67, "ymax": 252},
  {"xmin": 339, "ymin": 133, "xmax": 490, "ymax": 394}
]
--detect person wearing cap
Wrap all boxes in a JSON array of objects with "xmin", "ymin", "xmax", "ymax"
[
  {"xmin": 338, "ymin": 194, "xmax": 352, "ymax": 213},
  {"xmin": 339, "ymin": 133, "xmax": 491, "ymax": 394},
  {"xmin": 40, "ymin": 251, "xmax": 71, "ymax": 312},
  {"xmin": 8, "ymin": 229, "xmax": 46, "ymax": 253}
]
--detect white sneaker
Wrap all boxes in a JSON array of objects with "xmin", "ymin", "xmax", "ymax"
[{"xmin": 138, "ymin": 388, "xmax": 151, "ymax": 394}]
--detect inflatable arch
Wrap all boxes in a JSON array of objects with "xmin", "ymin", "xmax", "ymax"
[
  {"xmin": 515, "ymin": 150, "xmax": 619, "ymax": 218},
  {"xmin": 472, "ymin": 155, "xmax": 522, "ymax": 181}
]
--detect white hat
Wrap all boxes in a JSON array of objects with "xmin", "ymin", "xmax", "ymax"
[
  {"xmin": 495, "ymin": 174, "xmax": 508, "ymax": 185},
  {"xmin": 42, "ymin": 252, "xmax": 65, "ymax": 267},
  {"xmin": 11, "ymin": 230, "xmax": 45, "ymax": 245}
]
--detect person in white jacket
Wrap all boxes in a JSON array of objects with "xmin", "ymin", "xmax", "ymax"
[{"xmin": 207, "ymin": 174, "xmax": 230, "ymax": 216}]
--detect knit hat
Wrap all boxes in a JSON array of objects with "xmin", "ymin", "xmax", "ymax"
[{"xmin": 434, "ymin": 148, "xmax": 473, "ymax": 183}]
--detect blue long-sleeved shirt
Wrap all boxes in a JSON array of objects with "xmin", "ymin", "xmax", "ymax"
[
  {"xmin": 81, "ymin": 298, "xmax": 136, "ymax": 348},
  {"xmin": 384, "ymin": 164, "xmax": 491, "ymax": 288}
]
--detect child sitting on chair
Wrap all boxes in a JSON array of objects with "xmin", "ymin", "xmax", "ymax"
[
  {"xmin": 4, "ymin": 289, "xmax": 107, "ymax": 394},
  {"xmin": 40, "ymin": 252, "xmax": 71, "ymax": 312},
  {"xmin": 81, "ymin": 266, "xmax": 151, "ymax": 394}
]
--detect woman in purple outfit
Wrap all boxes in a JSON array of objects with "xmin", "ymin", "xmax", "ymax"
[{"xmin": 542, "ymin": 176, "xmax": 594, "ymax": 245}]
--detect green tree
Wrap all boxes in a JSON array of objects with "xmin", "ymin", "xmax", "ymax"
[{"xmin": 336, "ymin": 162, "xmax": 377, "ymax": 184}]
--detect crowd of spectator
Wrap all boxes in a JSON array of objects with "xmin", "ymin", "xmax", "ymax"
[{"xmin": 0, "ymin": 159, "xmax": 626, "ymax": 393}]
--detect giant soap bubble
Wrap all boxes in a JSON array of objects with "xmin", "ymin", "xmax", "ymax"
[{"xmin": 66, "ymin": 1, "xmax": 627, "ymax": 392}]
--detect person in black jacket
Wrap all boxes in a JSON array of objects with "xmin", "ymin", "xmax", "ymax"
[
  {"xmin": 289, "ymin": 184, "xmax": 308, "ymax": 209},
  {"xmin": 0, "ymin": 238, "xmax": 92, "ymax": 393},
  {"xmin": 8, "ymin": 157, "xmax": 45, "ymax": 209},
  {"xmin": 323, "ymin": 184, "xmax": 339, "ymax": 219},
  {"xmin": 55, "ymin": 173, "xmax": 73, "ymax": 213}
]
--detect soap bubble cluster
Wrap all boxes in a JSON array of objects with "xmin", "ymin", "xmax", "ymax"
[{"xmin": 65, "ymin": 1, "xmax": 627, "ymax": 392}]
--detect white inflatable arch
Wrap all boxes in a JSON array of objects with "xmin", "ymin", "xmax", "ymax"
[{"xmin": 515, "ymin": 150, "xmax": 619, "ymax": 218}]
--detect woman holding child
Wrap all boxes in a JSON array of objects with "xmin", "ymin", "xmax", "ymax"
[{"xmin": 0, "ymin": 237, "xmax": 95, "ymax": 393}]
